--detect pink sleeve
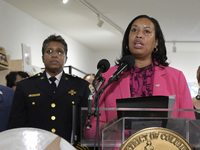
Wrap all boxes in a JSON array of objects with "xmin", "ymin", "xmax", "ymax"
[{"xmin": 172, "ymin": 71, "xmax": 196, "ymax": 119}]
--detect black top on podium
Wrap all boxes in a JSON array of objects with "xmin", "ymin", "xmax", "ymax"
[{"xmin": 116, "ymin": 96, "xmax": 169, "ymax": 118}]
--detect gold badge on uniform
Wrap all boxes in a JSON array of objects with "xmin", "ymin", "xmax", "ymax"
[
  {"xmin": 120, "ymin": 127, "xmax": 193, "ymax": 150},
  {"xmin": 68, "ymin": 90, "xmax": 76, "ymax": 96}
]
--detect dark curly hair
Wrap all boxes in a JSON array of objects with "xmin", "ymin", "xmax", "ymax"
[
  {"xmin": 119, "ymin": 15, "xmax": 169, "ymax": 67},
  {"xmin": 5, "ymin": 71, "xmax": 29, "ymax": 88},
  {"xmin": 42, "ymin": 34, "xmax": 68, "ymax": 55}
]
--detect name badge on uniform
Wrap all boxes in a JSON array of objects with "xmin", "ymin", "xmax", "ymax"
[{"xmin": 28, "ymin": 93, "xmax": 41, "ymax": 97}]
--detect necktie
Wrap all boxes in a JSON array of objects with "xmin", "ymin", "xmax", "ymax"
[{"xmin": 49, "ymin": 77, "xmax": 57, "ymax": 91}]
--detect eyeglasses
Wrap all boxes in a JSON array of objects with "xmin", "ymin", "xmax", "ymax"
[{"xmin": 45, "ymin": 49, "xmax": 65, "ymax": 55}]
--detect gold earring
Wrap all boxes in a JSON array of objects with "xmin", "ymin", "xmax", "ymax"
[{"xmin": 153, "ymin": 48, "xmax": 158, "ymax": 53}]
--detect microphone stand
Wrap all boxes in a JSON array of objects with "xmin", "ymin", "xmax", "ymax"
[
  {"xmin": 86, "ymin": 76, "xmax": 105, "ymax": 130},
  {"xmin": 85, "ymin": 76, "xmax": 105, "ymax": 150},
  {"xmin": 93, "ymin": 76, "xmax": 117, "ymax": 150}
]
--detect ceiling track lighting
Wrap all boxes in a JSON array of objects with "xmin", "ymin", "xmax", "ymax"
[
  {"xmin": 97, "ymin": 14, "xmax": 104, "ymax": 27},
  {"xmin": 165, "ymin": 41, "xmax": 200, "ymax": 53},
  {"xmin": 78, "ymin": 0, "xmax": 124, "ymax": 34},
  {"xmin": 172, "ymin": 42, "xmax": 176, "ymax": 53}
]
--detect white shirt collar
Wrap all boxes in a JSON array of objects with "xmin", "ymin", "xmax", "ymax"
[{"xmin": 46, "ymin": 71, "xmax": 63, "ymax": 87}]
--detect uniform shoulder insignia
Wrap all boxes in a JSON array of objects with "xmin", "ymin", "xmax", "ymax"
[{"xmin": 27, "ymin": 72, "xmax": 42, "ymax": 79}]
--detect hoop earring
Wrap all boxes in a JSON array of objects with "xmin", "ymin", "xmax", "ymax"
[{"xmin": 153, "ymin": 47, "xmax": 158, "ymax": 53}]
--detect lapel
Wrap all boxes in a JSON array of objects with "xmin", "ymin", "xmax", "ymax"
[
  {"xmin": 153, "ymin": 66, "xmax": 166, "ymax": 95},
  {"xmin": 35, "ymin": 72, "xmax": 54, "ymax": 97},
  {"xmin": 118, "ymin": 71, "xmax": 131, "ymax": 98},
  {"xmin": 55, "ymin": 73, "xmax": 70, "ymax": 98}
]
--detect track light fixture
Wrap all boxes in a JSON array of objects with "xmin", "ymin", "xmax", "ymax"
[
  {"xmin": 97, "ymin": 14, "xmax": 104, "ymax": 27},
  {"xmin": 79, "ymin": 0, "xmax": 123, "ymax": 34},
  {"xmin": 173, "ymin": 42, "xmax": 176, "ymax": 53}
]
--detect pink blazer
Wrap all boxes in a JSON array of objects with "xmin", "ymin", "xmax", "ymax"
[{"xmin": 85, "ymin": 65, "xmax": 195, "ymax": 139}]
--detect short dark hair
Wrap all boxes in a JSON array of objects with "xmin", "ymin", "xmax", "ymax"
[
  {"xmin": 17, "ymin": 71, "xmax": 29, "ymax": 78},
  {"xmin": 5, "ymin": 71, "xmax": 29, "ymax": 88},
  {"xmin": 42, "ymin": 34, "xmax": 68, "ymax": 55},
  {"xmin": 5, "ymin": 72, "xmax": 17, "ymax": 88},
  {"xmin": 120, "ymin": 15, "xmax": 169, "ymax": 67}
]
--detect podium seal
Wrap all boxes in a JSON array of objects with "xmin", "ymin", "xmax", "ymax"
[{"xmin": 120, "ymin": 127, "xmax": 192, "ymax": 150}]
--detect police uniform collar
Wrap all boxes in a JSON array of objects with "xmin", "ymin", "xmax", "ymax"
[
  {"xmin": 46, "ymin": 72, "xmax": 63, "ymax": 81},
  {"xmin": 46, "ymin": 71, "xmax": 63, "ymax": 87}
]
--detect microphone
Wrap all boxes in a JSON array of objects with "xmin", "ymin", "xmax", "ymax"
[
  {"xmin": 93, "ymin": 55, "xmax": 135, "ymax": 116},
  {"xmin": 107, "ymin": 55, "xmax": 135, "ymax": 84},
  {"xmin": 86, "ymin": 59, "xmax": 109, "ymax": 129},
  {"xmin": 92, "ymin": 59, "xmax": 110, "ymax": 87}
]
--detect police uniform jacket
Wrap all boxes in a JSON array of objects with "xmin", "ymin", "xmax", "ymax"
[{"xmin": 7, "ymin": 71, "xmax": 90, "ymax": 143}]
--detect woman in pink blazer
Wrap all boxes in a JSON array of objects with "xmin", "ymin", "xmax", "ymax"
[{"xmin": 85, "ymin": 15, "xmax": 195, "ymax": 145}]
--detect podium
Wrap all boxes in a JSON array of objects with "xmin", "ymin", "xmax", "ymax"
[{"xmin": 81, "ymin": 107, "xmax": 200, "ymax": 149}]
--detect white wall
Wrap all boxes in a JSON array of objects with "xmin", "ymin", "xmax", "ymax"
[
  {"xmin": 0, "ymin": 0, "xmax": 95, "ymax": 78},
  {"xmin": 166, "ymin": 44, "xmax": 200, "ymax": 97},
  {"xmin": 165, "ymin": 42, "xmax": 200, "ymax": 83},
  {"xmin": 94, "ymin": 50, "xmax": 121, "ymax": 68},
  {"xmin": 167, "ymin": 50, "xmax": 199, "ymax": 83}
]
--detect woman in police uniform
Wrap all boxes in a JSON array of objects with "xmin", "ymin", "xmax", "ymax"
[{"xmin": 7, "ymin": 35, "xmax": 90, "ymax": 148}]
